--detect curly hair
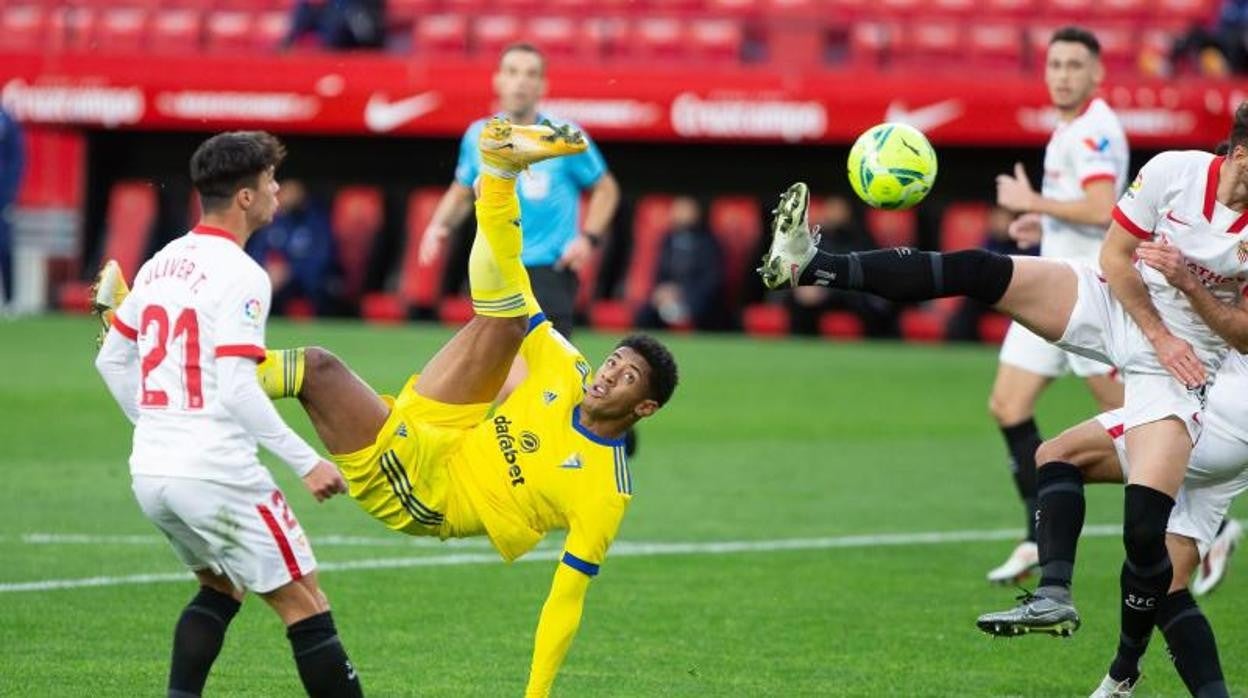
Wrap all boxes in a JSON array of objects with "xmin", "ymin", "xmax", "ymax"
[{"xmin": 616, "ymin": 334, "xmax": 678, "ymax": 406}]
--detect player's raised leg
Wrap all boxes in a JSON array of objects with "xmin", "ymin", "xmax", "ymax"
[
  {"xmin": 413, "ymin": 117, "xmax": 586, "ymax": 405},
  {"xmin": 759, "ymin": 182, "xmax": 1080, "ymax": 343}
]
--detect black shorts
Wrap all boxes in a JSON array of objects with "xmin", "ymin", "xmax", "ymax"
[{"xmin": 527, "ymin": 265, "xmax": 579, "ymax": 337}]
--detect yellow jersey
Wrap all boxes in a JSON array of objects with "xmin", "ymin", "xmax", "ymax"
[{"xmin": 452, "ymin": 317, "xmax": 632, "ymax": 572}]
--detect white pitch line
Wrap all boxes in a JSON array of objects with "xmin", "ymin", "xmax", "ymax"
[
  {"xmin": 16, "ymin": 532, "xmax": 499, "ymax": 549},
  {"xmin": 0, "ymin": 524, "xmax": 1126, "ymax": 594}
]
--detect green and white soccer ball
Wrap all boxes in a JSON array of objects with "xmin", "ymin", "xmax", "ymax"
[{"xmin": 847, "ymin": 122, "xmax": 938, "ymax": 210}]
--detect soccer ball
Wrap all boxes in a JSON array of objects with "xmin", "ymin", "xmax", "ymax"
[{"xmin": 847, "ymin": 123, "xmax": 938, "ymax": 210}]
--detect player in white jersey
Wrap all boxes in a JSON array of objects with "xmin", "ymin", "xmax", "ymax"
[
  {"xmin": 985, "ymin": 27, "xmax": 1130, "ymax": 585},
  {"xmin": 975, "ymin": 355, "xmax": 1247, "ymax": 698},
  {"xmin": 93, "ymin": 131, "xmax": 363, "ymax": 697},
  {"xmin": 759, "ymin": 102, "xmax": 1248, "ymax": 695}
]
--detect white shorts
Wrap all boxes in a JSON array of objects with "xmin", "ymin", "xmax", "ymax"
[
  {"xmin": 1097, "ymin": 409, "xmax": 1248, "ymax": 558},
  {"xmin": 1056, "ymin": 262, "xmax": 1217, "ymax": 442},
  {"xmin": 999, "ymin": 321, "xmax": 1114, "ymax": 378},
  {"xmin": 132, "ymin": 475, "xmax": 317, "ymax": 594}
]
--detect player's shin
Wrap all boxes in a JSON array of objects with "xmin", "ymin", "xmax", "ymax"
[
  {"xmin": 168, "ymin": 586, "xmax": 241, "ymax": 696},
  {"xmin": 286, "ymin": 611, "xmax": 363, "ymax": 697},
  {"xmin": 470, "ymin": 174, "xmax": 541, "ymax": 318},
  {"xmin": 798, "ymin": 248, "xmax": 1014, "ymax": 304},
  {"xmin": 257, "ymin": 348, "xmax": 306, "ymax": 399},
  {"xmin": 1157, "ymin": 590, "xmax": 1229, "ymax": 697},
  {"xmin": 1111, "ymin": 484, "xmax": 1176, "ymax": 684},
  {"xmin": 1002, "ymin": 418, "xmax": 1043, "ymax": 541},
  {"xmin": 1035, "ymin": 462, "xmax": 1086, "ymax": 599}
]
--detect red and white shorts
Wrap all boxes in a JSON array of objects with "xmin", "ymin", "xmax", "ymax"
[{"xmin": 132, "ymin": 475, "xmax": 316, "ymax": 594}]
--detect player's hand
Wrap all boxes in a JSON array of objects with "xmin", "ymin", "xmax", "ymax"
[
  {"xmin": 418, "ymin": 222, "xmax": 451, "ymax": 266},
  {"xmin": 1137, "ymin": 240, "xmax": 1196, "ymax": 292},
  {"xmin": 996, "ymin": 162, "xmax": 1038, "ymax": 213},
  {"xmin": 302, "ymin": 460, "xmax": 348, "ymax": 502},
  {"xmin": 1007, "ymin": 212, "xmax": 1044, "ymax": 249},
  {"xmin": 1152, "ymin": 332, "xmax": 1206, "ymax": 389},
  {"xmin": 555, "ymin": 235, "xmax": 595, "ymax": 272}
]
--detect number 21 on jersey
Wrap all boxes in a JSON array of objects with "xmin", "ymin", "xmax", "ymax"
[{"xmin": 139, "ymin": 304, "xmax": 203, "ymax": 409}]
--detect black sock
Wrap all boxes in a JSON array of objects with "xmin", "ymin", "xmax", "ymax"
[
  {"xmin": 168, "ymin": 586, "xmax": 241, "ymax": 697},
  {"xmin": 1001, "ymin": 418, "xmax": 1042, "ymax": 541},
  {"xmin": 1110, "ymin": 484, "xmax": 1175, "ymax": 684},
  {"xmin": 1158, "ymin": 590, "xmax": 1229, "ymax": 697},
  {"xmin": 287, "ymin": 611, "xmax": 363, "ymax": 697},
  {"xmin": 798, "ymin": 248, "xmax": 1014, "ymax": 304},
  {"xmin": 1035, "ymin": 462, "xmax": 1085, "ymax": 592}
]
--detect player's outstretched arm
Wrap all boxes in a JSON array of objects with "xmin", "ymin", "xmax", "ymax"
[
  {"xmin": 94, "ymin": 327, "xmax": 140, "ymax": 424},
  {"xmin": 1137, "ymin": 240, "xmax": 1248, "ymax": 353},
  {"xmin": 218, "ymin": 356, "xmax": 346, "ymax": 500},
  {"xmin": 1101, "ymin": 223, "xmax": 1206, "ymax": 387},
  {"xmin": 525, "ymin": 561, "xmax": 593, "ymax": 697}
]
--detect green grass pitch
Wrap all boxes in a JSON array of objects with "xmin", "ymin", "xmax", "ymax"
[{"xmin": 2, "ymin": 315, "xmax": 1245, "ymax": 696}]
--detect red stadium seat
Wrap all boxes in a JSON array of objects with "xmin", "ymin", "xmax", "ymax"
[
  {"xmin": 474, "ymin": 15, "xmax": 522, "ymax": 58},
  {"xmin": 584, "ymin": 16, "xmax": 630, "ymax": 60},
  {"xmin": 415, "ymin": 14, "xmax": 468, "ymax": 56},
  {"xmin": 900, "ymin": 19, "xmax": 962, "ymax": 67},
  {"xmin": 979, "ymin": 312, "xmax": 1011, "ymax": 343},
  {"xmin": 981, "ymin": 0, "xmax": 1039, "ymax": 16},
  {"xmin": 708, "ymin": 195, "xmax": 761, "ymax": 313},
  {"xmin": 495, "ymin": 0, "xmax": 543, "ymax": 14},
  {"xmin": 254, "ymin": 11, "xmax": 289, "ymax": 52},
  {"xmin": 878, "ymin": 0, "xmax": 924, "ymax": 15},
  {"xmin": 590, "ymin": 195, "xmax": 672, "ymax": 331},
  {"xmin": 94, "ymin": 7, "xmax": 148, "ymax": 53},
  {"xmin": 939, "ymin": 201, "xmax": 990, "ymax": 251},
  {"xmin": 705, "ymin": 0, "xmax": 761, "ymax": 17},
  {"xmin": 61, "ymin": 179, "xmax": 159, "ymax": 314},
  {"xmin": 742, "ymin": 303, "xmax": 790, "ymax": 337},
  {"xmin": 1077, "ymin": 23, "xmax": 1137, "ymax": 72},
  {"xmin": 443, "ymin": 0, "xmax": 490, "ymax": 11},
  {"xmin": 527, "ymin": 16, "xmax": 579, "ymax": 59},
  {"xmin": 633, "ymin": 17, "xmax": 687, "ymax": 61},
  {"xmin": 929, "ymin": 0, "xmax": 979, "ymax": 15},
  {"xmin": 1096, "ymin": 0, "xmax": 1150, "ymax": 19},
  {"xmin": 49, "ymin": 6, "xmax": 96, "ymax": 52},
  {"xmin": 204, "ymin": 10, "xmax": 253, "ymax": 53},
  {"xmin": 1154, "ymin": 0, "xmax": 1216, "ymax": 24},
  {"xmin": 0, "ymin": 5, "xmax": 48, "ymax": 52},
  {"xmin": 848, "ymin": 21, "xmax": 893, "ymax": 68},
  {"xmin": 1042, "ymin": 0, "xmax": 1094, "ymax": 16},
  {"xmin": 387, "ymin": 0, "xmax": 438, "ymax": 32},
  {"xmin": 865, "ymin": 208, "xmax": 917, "ymax": 248},
  {"xmin": 968, "ymin": 22, "xmax": 1024, "ymax": 69},
  {"xmin": 331, "ymin": 186, "xmax": 384, "ymax": 305},
  {"xmin": 361, "ymin": 187, "xmax": 445, "ymax": 324},
  {"xmin": 826, "ymin": 0, "xmax": 871, "ymax": 19},
  {"xmin": 819, "ymin": 310, "xmax": 865, "ymax": 339},
  {"xmin": 148, "ymin": 9, "xmax": 202, "ymax": 53},
  {"xmin": 899, "ymin": 299, "xmax": 959, "ymax": 343},
  {"xmin": 764, "ymin": 0, "xmax": 820, "ymax": 15},
  {"xmin": 689, "ymin": 19, "xmax": 743, "ymax": 62}
]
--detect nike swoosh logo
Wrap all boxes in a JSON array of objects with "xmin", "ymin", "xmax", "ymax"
[
  {"xmin": 1165, "ymin": 210, "xmax": 1190, "ymax": 226},
  {"xmin": 364, "ymin": 91, "xmax": 441, "ymax": 133},
  {"xmin": 884, "ymin": 99, "xmax": 963, "ymax": 133}
]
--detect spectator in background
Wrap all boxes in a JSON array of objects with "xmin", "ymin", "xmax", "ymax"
[
  {"xmin": 636, "ymin": 196, "xmax": 724, "ymax": 330},
  {"xmin": 1170, "ymin": 0, "xmax": 1248, "ymax": 75},
  {"xmin": 286, "ymin": 0, "xmax": 385, "ymax": 50},
  {"xmin": 945, "ymin": 206, "xmax": 1036, "ymax": 341},
  {"xmin": 245, "ymin": 179, "xmax": 339, "ymax": 315},
  {"xmin": 786, "ymin": 195, "xmax": 897, "ymax": 337},
  {"xmin": 0, "ymin": 105, "xmax": 24, "ymax": 307}
]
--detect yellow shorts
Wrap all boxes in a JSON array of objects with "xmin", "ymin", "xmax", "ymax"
[{"xmin": 331, "ymin": 375, "xmax": 491, "ymax": 538}]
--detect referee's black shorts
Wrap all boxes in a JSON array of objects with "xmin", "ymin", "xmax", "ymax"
[{"xmin": 527, "ymin": 265, "xmax": 579, "ymax": 338}]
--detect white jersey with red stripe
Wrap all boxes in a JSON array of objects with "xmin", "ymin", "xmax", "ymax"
[
  {"xmin": 1112, "ymin": 150, "xmax": 1248, "ymax": 367},
  {"xmin": 112, "ymin": 225, "xmax": 276, "ymax": 488},
  {"xmin": 1040, "ymin": 97, "xmax": 1129, "ymax": 263}
]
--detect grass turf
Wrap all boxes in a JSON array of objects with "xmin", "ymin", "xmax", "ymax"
[{"xmin": 1, "ymin": 314, "xmax": 1244, "ymax": 696}]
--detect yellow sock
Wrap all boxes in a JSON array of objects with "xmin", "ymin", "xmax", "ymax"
[
  {"xmin": 256, "ymin": 348, "xmax": 305, "ymax": 399},
  {"xmin": 470, "ymin": 174, "xmax": 542, "ymax": 319}
]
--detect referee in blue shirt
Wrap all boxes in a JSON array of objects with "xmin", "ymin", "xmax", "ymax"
[{"xmin": 421, "ymin": 43, "xmax": 621, "ymax": 338}]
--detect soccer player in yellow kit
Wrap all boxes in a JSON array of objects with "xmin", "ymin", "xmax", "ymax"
[{"xmin": 257, "ymin": 117, "xmax": 678, "ymax": 696}]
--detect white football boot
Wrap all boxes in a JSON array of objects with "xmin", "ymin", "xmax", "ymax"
[
  {"xmin": 987, "ymin": 540, "xmax": 1039, "ymax": 584},
  {"xmin": 1193, "ymin": 518, "xmax": 1243, "ymax": 597},
  {"xmin": 758, "ymin": 182, "xmax": 818, "ymax": 290},
  {"xmin": 1090, "ymin": 674, "xmax": 1137, "ymax": 698}
]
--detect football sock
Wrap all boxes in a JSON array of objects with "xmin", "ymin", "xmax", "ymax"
[
  {"xmin": 287, "ymin": 612, "xmax": 363, "ymax": 698},
  {"xmin": 168, "ymin": 586, "xmax": 241, "ymax": 697},
  {"xmin": 797, "ymin": 248, "xmax": 1014, "ymax": 305},
  {"xmin": 1110, "ymin": 484, "xmax": 1175, "ymax": 684},
  {"xmin": 470, "ymin": 174, "xmax": 541, "ymax": 319},
  {"xmin": 1158, "ymin": 590, "xmax": 1228, "ymax": 697},
  {"xmin": 257, "ymin": 348, "xmax": 306, "ymax": 399},
  {"xmin": 1001, "ymin": 418, "xmax": 1043, "ymax": 542},
  {"xmin": 1035, "ymin": 461, "xmax": 1084, "ymax": 598}
]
